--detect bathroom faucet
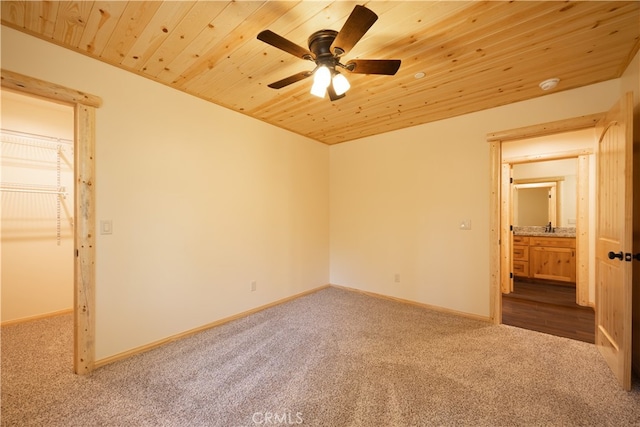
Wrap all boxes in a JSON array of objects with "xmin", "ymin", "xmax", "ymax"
[{"xmin": 545, "ymin": 222, "xmax": 553, "ymax": 233}]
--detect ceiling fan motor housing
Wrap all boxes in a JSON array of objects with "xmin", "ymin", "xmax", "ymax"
[{"xmin": 308, "ymin": 30, "xmax": 340, "ymax": 62}]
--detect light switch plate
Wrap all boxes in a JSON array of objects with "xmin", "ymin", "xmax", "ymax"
[
  {"xmin": 100, "ymin": 220, "xmax": 112, "ymax": 235},
  {"xmin": 459, "ymin": 219, "xmax": 471, "ymax": 230}
]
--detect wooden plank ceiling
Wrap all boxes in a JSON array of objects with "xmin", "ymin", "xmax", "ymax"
[{"xmin": 2, "ymin": 1, "xmax": 639, "ymax": 145}]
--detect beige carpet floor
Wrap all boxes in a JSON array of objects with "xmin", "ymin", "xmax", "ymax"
[{"xmin": 2, "ymin": 286, "xmax": 639, "ymax": 426}]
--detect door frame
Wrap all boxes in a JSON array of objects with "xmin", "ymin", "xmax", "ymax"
[
  {"xmin": 1, "ymin": 69, "xmax": 101, "ymax": 374},
  {"xmin": 487, "ymin": 113, "xmax": 603, "ymax": 323}
]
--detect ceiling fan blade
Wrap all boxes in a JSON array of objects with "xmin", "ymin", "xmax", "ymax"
[
  {"xmin": 257, "ymin": 30, "xmax": 314, "ymax": 60},
  {"xmin": 345, "ymin": 59, "xmax": 401, "ymax": 75},
  {"xmin": 329, "ymin": 5, "xmax": 378, "ymax": 56},
  {"xmin": 267, "ymin": 71, "xmax": 313, "ymax": 89},
  {"xmin": 327, "ymin": 82, "xmax": 346, "ymax": 102}
]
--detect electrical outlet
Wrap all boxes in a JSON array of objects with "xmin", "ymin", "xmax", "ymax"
[
  {"xmin": 250, "ymin": 281, "xmax": 257, "ymax": 292},
  {"xmin": 394, "ymin": 273, "xmax": 400, "ymax": 283},
  {"xmin": 459, "ymin": 219, "xmax": 471, "ymax": 230}
]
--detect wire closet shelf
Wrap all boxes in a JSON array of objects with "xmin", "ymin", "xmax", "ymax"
[{"xmin": 1, "ymin": 128, "xmax": 74, "ymax": 245}]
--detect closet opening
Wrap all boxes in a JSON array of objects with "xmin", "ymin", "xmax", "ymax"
[
  {"xmin": 1, "ymin": 91, "xmax": 75, "ymax": 326},
  {"xmin": 1, "ymin": 69, "xmax": 100, "ymax": 374}
]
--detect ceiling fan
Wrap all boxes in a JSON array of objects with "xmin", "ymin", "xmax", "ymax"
[{"xmin": 257, "ymin": 5, "xmax": 401, "ymax": 101}]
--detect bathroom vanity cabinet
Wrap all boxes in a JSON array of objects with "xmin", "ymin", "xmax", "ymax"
[
  {"xmin": 513, "ymin": 235, "xmax": 576, "ymax": 283},
  {"xmin": 512, "ymin": 235, "xmax": 530, "ymax": 278}
]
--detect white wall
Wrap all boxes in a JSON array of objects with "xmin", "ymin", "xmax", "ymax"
[
  {"xmin": 1, "ymin": 27, "xmax": 330, "ymax": 360},
  {"xmin": 1, "ymin": 91, "xmax": 74, "ymax": 322},
  {"xmin": 330, "ymin": 80, "xmax": 622, "ymax": 318}
]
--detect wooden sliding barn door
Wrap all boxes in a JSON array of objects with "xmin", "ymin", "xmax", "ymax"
[{"xmin": 595, "ymin": 92, "xmax": 633, "ymax": 391}]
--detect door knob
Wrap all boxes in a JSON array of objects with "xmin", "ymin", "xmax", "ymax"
[{"xmin": 608, "ymin": 251, "xmax": 624, "ymax": 260}]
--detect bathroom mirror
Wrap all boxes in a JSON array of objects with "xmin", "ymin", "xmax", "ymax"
[
  {"xmin": 511, "ymin": 158, "xmax": 577, "ymax": 227},
  {"xmin": 513, "ymin": 181, "xmax": 557, "ymax": 226}
]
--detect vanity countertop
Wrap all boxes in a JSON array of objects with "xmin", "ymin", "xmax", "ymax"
[{"xmin": 513, "ymin": 226, "xmax": 576, "ymax": 238}]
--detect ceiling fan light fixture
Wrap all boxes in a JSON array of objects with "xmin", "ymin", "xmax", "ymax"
[
  {"xmin": 311, "ymin": 65, "xmax": 332, "ymax": 98},
  {"xmin": 313, "ymin": 65, "xmax": 331, "ymax": 88},
  {"xmin": 332, "ymin": 73, "xmax": 350, "ymax": 96},
  {"xmin": 310, "ymin": 81, "xmax": 327, "ymax": 98}
]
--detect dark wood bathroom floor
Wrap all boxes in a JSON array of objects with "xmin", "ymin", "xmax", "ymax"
[{"xmin": 502, "ymin": 279, "xmax": 595, "ymax": 343}]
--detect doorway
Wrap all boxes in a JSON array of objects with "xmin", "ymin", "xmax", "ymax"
[
  {"xmin": 1, "ymin": 69, "xmax": 100, "ymax": 374},
  {"xmin": 1, "ymin": 91, "xmax": 75, "ymax": 326},
  {"xmin": 501, "ymin": 156, "xmax": 595, "ymax": 342},
  {"xmin": 489, "ymin": 95, "xmax": 636, "ymax": 391},
  {"xmin": 487, "ymin": 113, "xmax": 603, "ymax": 325}
]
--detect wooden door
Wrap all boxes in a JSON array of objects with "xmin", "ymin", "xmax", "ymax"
[{"xmin": 595, "ymin": 92, "xmax": 633, "ymax": 391}]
